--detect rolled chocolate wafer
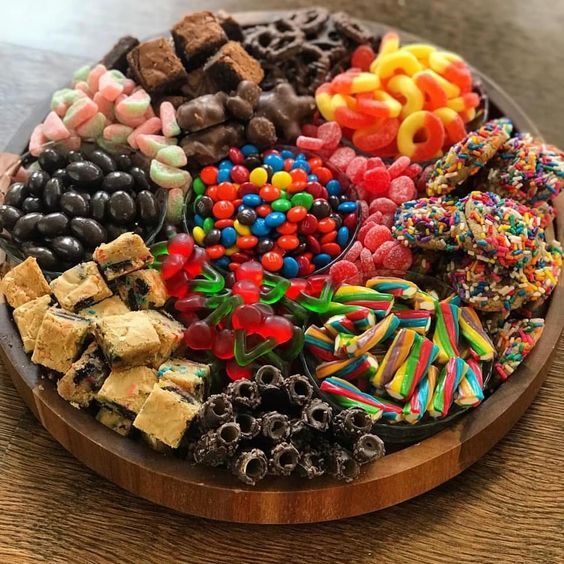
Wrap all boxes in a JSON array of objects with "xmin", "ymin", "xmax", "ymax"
[
  {"xmin": 352, "ymin": 433, "xmax": 385, "ymax": 464},
  {"xmin": 255, "ymin": 365, "xmax": 284, "ymax": 392},
  {"xmin": 296, "ymin": 448, "xmax": 326, "ymax": 479},
  {"xmin": 326, "ymin": 445, "xmax": 361, "ymax": 482},
  {"xmin": 230, "ymin": 448, "xmax": 268, "ymax": 486},
  {"xmin": 268, "ymin": 442, "xmax": 299, "ymax": 476},
  {"xmin": 199, "ymin": 393, "xmax": 233, "ymax": 430},
  {"xmin": 192, "ymin": 430, "xmax": 230, "ymax": 467},
  {"xmin": 261, "ymin": 411, "xmax": 290, "ymax": 443},
  {"xmin": 332, "ymin": 407, "xmax": 374, "ymax": 442},
  {"xmin": 282, "ymin": 374, "xmax": 313, "ymax": 407},
  {"xmin": 216, "ymin": 421, "xmax": 241, "ymax": 456},
  {"xmin": 227, "ymin": 379, "xmax": 261, "ymax": 409},
  {"xmin": 302, "ymin": 398, "xmax": 333, "ymax": 432},
  {"xmin": 235, "ymin": 411, "xmax": 261, "ymax": 440}
]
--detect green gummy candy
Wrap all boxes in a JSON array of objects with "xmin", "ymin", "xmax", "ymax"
[
  {"xmin": 166, "ymin": 188, "xmax": 185, "ymax": 225},
  {"xmin": 109, "ymin": 69, "xmax": 126, "ymax": 83},
  {"xmin": 156, "ymin": 145, "xmax": 187, "ymax": 168},
  {"xmin": 77, "ymin": 113, "xmax": 106, "ymax": 139},
  {"xmin": 73, "ymin": 64, "xmax": 91, "ymax": 83},
  {"xmin": 150, "ymin": 159, "xmax": 191, "ymax": 190},
  {"xmin": 96, "ymin": 137, "xmax": 126, "ymax": 155},
  {"xmin": 119, "ymin": 95, "xmax": 150, "ymax": 118}
]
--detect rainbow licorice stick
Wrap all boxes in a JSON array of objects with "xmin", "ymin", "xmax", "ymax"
[
  {"xmin": 433, "ymin": 300, "xmax": 460, "ymax": 363},
  {"xmin": 365, "ymin": 276, "xmax": 419, "ymax": 298},
  {"xmin": 403, "ymin": 365, "xmax": 439, "ymax": 424},
  {"xmin": 386, "ymin": 333, "xmax": 439, "ymax": 401},
  {"xmin": 335, "ymin": 314, "xmax": 400, "ymax": 358},
  {"xmin": 316, "ymin": 353, "xmax": 378, "ymax": 381},
  {"xmin": 429, "ymin": 356, "xmax": 468, "ymax": 418},
  {"xmin": 458, "ymin": 306, "xmax": 495, "ymax": 361},
  {"xmin": 304, "ymin": 325, "xmax": 336, "ymax": 362},
  {"xmin": 394, "ymin": 309, "xmax": 432, "ymax": 334},
  {"xmin": 455, "ymin": 357, "xmax": 485, "ymax": 407},
  {"xmin": 333, "ymin": 286, "xmax": 395, "ymax": 317},
  {"xmin": 371, "ymin": 328, "xmax": 417, "ymax": 388}
]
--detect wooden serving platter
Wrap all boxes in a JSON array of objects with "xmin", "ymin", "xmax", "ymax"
[{"xmin": 1, "ymin": 13, "xmax": 563, "ymax": 524}]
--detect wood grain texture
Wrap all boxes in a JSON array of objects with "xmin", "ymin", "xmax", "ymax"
[{"xmin": 0, "ymin": 0, "xmax": 563, "ymax": 559}]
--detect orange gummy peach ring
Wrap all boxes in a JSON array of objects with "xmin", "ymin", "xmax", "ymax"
[{"xmin": 397, "ymin": 110, "xmax": 445, "ymax": 160}]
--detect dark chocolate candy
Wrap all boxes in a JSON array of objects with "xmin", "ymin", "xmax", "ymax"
[
  {"xmin": 180, "ymin": 122, "xmax": 245, "ymax": 167},
  {"xmin": 176, "ymin": 92, "xmax": 227, "ymax": 133},
  {"xmin": 100, "ymin": 35, "xmax": 140, "ymax": 73}
]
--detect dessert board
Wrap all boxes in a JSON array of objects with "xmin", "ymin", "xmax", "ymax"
[{"xmin": 0, "ymin": 11, "xmax": 562, "ymax": 524}]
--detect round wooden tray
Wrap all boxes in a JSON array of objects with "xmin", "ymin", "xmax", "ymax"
[{"xmin": 1, "ymin": 12, "xmax": 563, "ymax": 525}]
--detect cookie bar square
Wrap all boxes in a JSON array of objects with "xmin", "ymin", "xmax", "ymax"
[
  {"xmin": 96, "ymin": 366, "xmax": 157, "ymax": 417},
  {"xmin": 133, "ymin": 384, "xmax": 201, "ymax": 448},
  {"xmin": 50, "ymin": 261, "xmax": 112, "ymax": 312},
  {"xmin": 96, "ymin": 406, "xmax": 133, "ymax": 436},
  {"xmin": 94, "ymin": 311, "xmax": 161, "ymax": 367},
  {"xmin": 0, "ymin": 257, "xmax": 51, "ymax": 309},
  {"xmin": 79, "ymin": 296, "xmax": 130, "ymax": 319},
  {"xmin": 12, "ymin": 294, "xmax": 52, "ymax": 353},
  {"xmin": 143, "ymin": 310, "xmax": 184, "ymax": 368},
  {"xmin": 204, "ymin": 41, "xmax": 264, "ymax": 92},
  {"xmin": 31, "ymin": 308, "xmax": 91, "ymax": 373},
  {"xmin": 158, "ymin": 358, "xmax": 209, "ymax": 401},
  {"xmin": 127, "ymin": 37, "xmax": 188, "ymax": 94},
  {"xmin": 171, "ymin": 11, "xmax": 227, "ymax": 70},
  {"xmin": 57, "ymin": 342, "xmax": 110, "ymax": 407},
  {"xmin": 117, "ymin": 269, "xmax": 167, "ymax": 310},
  {"xmin": 93, "ymin": 232, "xmax": 153, "ymax": 281}
]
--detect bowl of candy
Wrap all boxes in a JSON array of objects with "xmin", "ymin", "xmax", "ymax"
[
  {"xmin": 0, "ymin": 142, "xmax": 167, "ymax": 277},
  {"xmin": 301, "ymin": 271, "xmax": 494, "ymax": 444},
  {"xmin": 182, "ymin": 145, "xmax": 360, "ymax": 278}
]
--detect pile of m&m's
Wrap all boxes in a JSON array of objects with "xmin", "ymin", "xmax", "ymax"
[{"xmin": 189, "ymin": 145, "xmax": 358, "ymax": 276}]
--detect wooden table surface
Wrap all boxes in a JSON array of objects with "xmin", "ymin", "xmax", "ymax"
[{"xmin": 1, "ymin": 1, "xmax": 563, "ymax": 562}]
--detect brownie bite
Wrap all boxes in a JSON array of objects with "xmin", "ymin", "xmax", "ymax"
[
  {"xmin": 172, "ymin": 11, "xmax": 228, "ymax": 71},
  {"xmin": 127, "ymin": 37, "xmax": 188, "ymax": 94},
  {"xmin": 204, "ymin": 41, "xmax": 264, "ymax": 92},
  {"xmin": 100, "ymin": 35, "xmax": 140, "ymax": 73}
]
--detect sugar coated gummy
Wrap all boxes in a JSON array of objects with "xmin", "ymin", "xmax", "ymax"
[
  {"xmin": 364, "ymin": 224, "xmax": 393, "ymax": 252},
  {"xmin": 329, "ymin": 260, "xmax": 360, "ymax": 284}
]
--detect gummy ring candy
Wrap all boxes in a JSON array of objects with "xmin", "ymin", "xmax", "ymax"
[
  {"xmin": 356, "ymin": 91, "xmax": 401, "ymax": 118},
  {"xmin": 315, "ymin": 83, "xmax": 336, "ymax": 121},
  {"xmin": 433, "ymin": 107, "xmax": 466, "ymax": 144},
  {"xmin": 331, "ymin": 71, "xmax": 380, "ymax": 95},
  {"xmin": 403, "ymin": 43, "xmax": 437, "ymax": 63},
  {"xmin": 429, "ymin": 51, "xmax": 472, "ymax": 93},
  {"xmin": 413, "ymin": 71, "xmax": 448, "ymax": 110},
  {"xmin": 446, "ymin": 92, "xmax": 480, "ymax": 113},
  {"xmin": 378, "ymin": 31, "xmax": 400, "ymax": 56},
  {"xmin": 413, "ymin": 69, "xmax": 460, "ymax": 98},
  {"xmin": 396, "ymin": 110, "xmax": 445, "ymax": 161},
  {"xmin": 386, "ymin": 75, "xmax": 424, "ymax": 119},
  {"xmin": 334, "ymin": 105, "xmax": 374, "ymax": 130},
  {"xmin": 352, "ymin": 117, "xmax": 400, "ymax": 152},
  {"xmin": 371, "ymin": 51, "xmax": 423, "ymax": 78}
]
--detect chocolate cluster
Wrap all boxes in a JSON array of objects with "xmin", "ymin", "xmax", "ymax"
[
  {"xmin": 188, "ymin": 365, "xmax": 385, "ymax": 486},
  {"xmin": 242, "ymin": 8, "xmax": 376, "ymax": 95}
]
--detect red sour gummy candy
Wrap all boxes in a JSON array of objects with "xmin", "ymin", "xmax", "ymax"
[
  {"xmin": 382, "ymin": 241, "xmax": 413, "ymax": 270},
  {"xmin": 235, "ymin": 260, "xmax": 263, "ymax": 286},
  {"xmin": 232, "ymin": 280, "xmax": 260, "ymax": 304},
  {"xmin": 161, "ymin": 253, "xmax": 186, "ymax": 280},
  {"xmin": 168, "ymin": 233, "xmax": 195, "ymax": 258},
  {"xmin": 232, "ymin": 304, "xmax": 263, "ymax": 332},
  {"xmin": 359, "ymin": 247, "xmax": 376, "ymax": 276},
  {"xmin": 388, "ymin": 176, "xmax": 416, "ymax": 204},
  {"xmin": 317, "ymin": 121, "xmax": 343, "ymax": 150},
  {"xmin": 364, "ymin": 224, "xmax": 392, "ymax": 252},
  {"xmin": 329, "ymin": 260, "xmax": 360, "ymax": 284},
  {"xmin": 369, "ymin": 197, "xmax": 397, "ymax": 214},
  {"xmin": 296, "ymin": 135, "xmax": 324, "ymax": 151},
  {"xmin": 363, "ymin": 167, "xmax": 391, "ymax": 196},
  {"xmin": 328, "ymin": 147, "xmax": 356, "ymax": 171},
  {"xmin": 184, "ymin": 320, "xmax": 214, "ymax": 349},
  {"xmin": 357, "ymin": 223, "xmax": 373, "ymax": 244},
  {"xmin": 212, "ymin": 328, "xmax": 235, "ymax": 360},
  {"xmin": 351, "ymin": 45, "xmax": 376, "ymax": 71},
  {"xmin": 344, "ymin": 240, "xmax": 363, "ymax": 262},
  {"xmin": 345, "ymin": 156, "xmax": 368, "ymax": 184},
  {"xmin": 387, "ymin": 156, "xmax": 411, "ymax": 179},
  {"xmin": 226, "ymin": 360, "xmax": 253, "ymax": 381}
]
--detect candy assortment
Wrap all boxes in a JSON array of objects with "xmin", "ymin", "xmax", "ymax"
[{"xmin": 0, "ymin": 8, "xmax": 562, "ymax": 489}]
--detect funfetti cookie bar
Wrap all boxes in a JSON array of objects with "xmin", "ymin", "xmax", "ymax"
[
  {"xmin": 116, "ymin": 269, "xmax": 167, "ymax": 310},
  {"xmin": 158, "ymin": 358, "xmax": 210, "ymax": 401},
  {"xmin": 79, "ymin": 296, "xmax": 130, "ymax": 319},
  {"xmin": 13, "ymin": 294, "xmax": 52, "ymax": 353},
  {"xmin": 93, "ymin": 232, "xmax": 153, "ymax": 281},
  {"xmin": 50, "ymin": 261, "xmax": 112, "ymax": 312},
  {"xmin": 143, "ymin": 310, "xmax": 184, "ymax": 368},
  {"xmin": 0, "ymin": 257, "xmax": 51, "ymax": 309},
  {"xmin": 31, "ymin": 308, "xmax": 91, "ymax": 373},
  {"xmin": 57, "ymin": 342, "xmax": 110, "ymax": 407}
]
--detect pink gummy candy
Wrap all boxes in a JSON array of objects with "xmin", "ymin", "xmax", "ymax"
[
  {"xmin": 301, "ymin": 123, "xmax": 318, "ymax": 138},
  {"xmin": 76, "ymin": 112, "xmax": 107, "ymax": 139},
  {"xmin": 137, "ymin": 134, "xmax": 175, "ymax": 158},
  {"xmin": 99, "ymin": 71, "xmax": 124, "ymax": 102},
  {"xmin": 329, "ymin": 260, "xmax": 360, "ymax": 285},
  {"xmin": 358, "ymin": 199, "xmax": 369, "ymax": 221},
  {"xmin": 127, "ymin": 117, "xmax": 162, "ymax": 149},
  {"xmin": 369, "ymin": 197, "xmax": 397, "ymax": 214},
  {"xmin": 317, "ymin": 121, "xmax": 342, "ymax": 150},
  {"xmin": 363, "ymin": 224, "xmax": 392, "ymax": 252},
  {"xmin": 103, "ymin": 123, "xmax": 133, "ymax": 144},
  {"xmin": 160, "ymin": 101, "xmax": 180, "ymax": 138},
  {"xmin": 29, "ymin": 125, "xmax": 48, "ymax": 157},
  {"xmin": 116, "ymin": 89, "xmax": 151, "ymax": 120},
  {"xmin": 388, "ymin": 176, "xmax": 416, "ymax": 204},
  {"xmin": 366, "ymin": 157, "xmax": 385, "ymax": 170},
  {"xmin": 360, "ymin": 247, "xmax": 376, "ymax": 276},
  {"xmin": 404, "ymin": 162, "xmax": 423, "ymax": 179},
  {"xmin": 345, "ymin": 156, "xmax": 368, "ymax": 184},
  {"xmin": 42, "ymin": 111, "xmax": 71, "ymax": 141},
  {"xmin": 328, "ymin": 146, "xmax": 356, "ymax": 171},
  {"xmin": 344, "ymin": 240, "xmax": 363, "ymax": 262},
  {"xmin": 122, "ymin": 78, "xmax": 136, "ymax": 95},
  {"xmin": 357, "ymin": 223, "xmax": 373, "ymax": 244},
  {"xmin": 382, "ymin": 241, "xmax": 413, "ymax": 270},
  {"xmin": 363, "ymin": 167, "xmax": 391, "ymax": 196},
  {"xmin": 63, "ymin": 97, "xmax": 98, "ymax": 129},
  {"xmin": 387, "ymin": 156, "xmax": 411, "ymax": 179},
  {"xmin": 296, "ymin": 135, "xmax": 324, "ymax": 151},
  {"xmin": 372, "ymin": 241, "xmax": 397, "ymax": 266},
  {"xmin": 74, "ymin": 81, "xmax": 93, "ymax": 97},
  {"xmin": 93, "ymin": 92, "xmax": 115, "ymax": 122},
  {"xmin": 86, "ymin": 64, "xmax": 107, "ymax": 93}
]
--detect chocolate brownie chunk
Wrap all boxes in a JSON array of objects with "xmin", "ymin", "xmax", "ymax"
[
  {"xmin": 127, "ymin": 37, "xmax": 188, "ymax": 94},
  {"xmin": 204, "ymin": 41, "xmax": 264, "ymax": 92},
  {"xmin": 172, "ymin": 11, "xmax": 228, "ymax": 71},
  {"xmin": 216, "ymin": 10, "xmax": 244, "ymax": 42},
  {"xmin": 100, "ymin": 35, "xmax": 140, "ymax": 73}
]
